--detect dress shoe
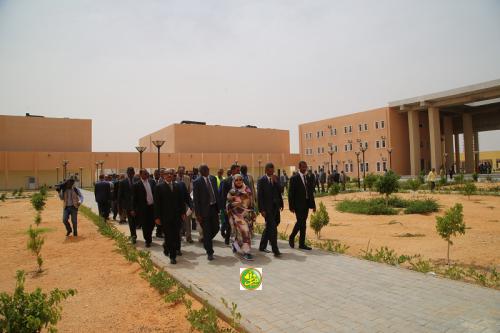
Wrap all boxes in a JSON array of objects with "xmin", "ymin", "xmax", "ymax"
[
  {"xmin": 224, "ymin": 238, "xmax": 230, "ymax": 245},
  {"xmin": 177, "ymin": 250, "xmax": 182, "ymax": 256},
  {"xmin": 145, "ymin": 242, "xmax": 151, "ymax": 248},
  {"xmin": 273, "ymin": 251, "xmax": 282, "ymax": 257},
  {"xmin": 299, "ymin": 245, "xmax": 312, "ymax": 250},
  {"xmin": 207, "ymin": 254, "xmax": 214, "ymax": 261},
  {"xmin": 73, "ymin": 233, "xmax": 78, "ymax": 237},
  {"xmin": 289, "ymin": 237, "xmax": 295, "ymax": 248},
  {"xmin": 259, "ymin": 248, "xmax": 271, "ymax": 253},
  {"xmin": 66, "ymin": 230, "xmax": 72, "ymax": 237},
  {"xmin": 170, "ymin": 259, "xmax": 177, "ymax": 264}
]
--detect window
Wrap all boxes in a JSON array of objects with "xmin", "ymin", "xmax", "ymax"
[
  {"xmin": 383, "ymin": 161, "xmax": 387, "ymax": 171},
  {"xmin": 365, "ymin": 163, "xmax": 369, "ymax": 172},
  {"xmin": 375, "ymin": 120, "xmax": 385, "ymax": 129},
  {"xmin": 330, "ymin": 128, "xmax": 337, "ymax": 136},
  {"xmin": 317, "ymin": 147, "xmax": 325, "ymax": 155},
  {"xmin": 363, "ymin": 141, "xmax": 368, "ymax": 149},
  {"xmin": 376, "ymin": 140, "xmax": 380, "ymax": 149},
  {"xmin": 350, "ymin": 163, "xmax": 354, "ymax": 172},
  {"xmin": 344, "ymin": 126, "xmax": 348, "ymax": 134},
  {"xmin": 375, "ymin": 121, "xmax": 379, "ymax": 129},
  {"xmin": 344, "ymin": 143, "xmax": 352, "ymax": 152},
  {"xmin": 380, "ymin": 120, "xmax": 385, "ymax": 129},
  {"xmin": 345, "ymin": 164, "xmax": 349, "ymax": 172},
  {"xmin": 377, "ymin": 162, "xmax": 381, "ymax": 172},
  {"xmin": 349, "ymin": 125, "xmax": 352, "ymax": 133},
  {"xmin": 381, "ymin": 140, "xmax": 386, "ymax": 148},
  {"xmin": 358, "ymin": 124, "xmax": 362, "ymax": 132},
  {"xmin": 316, "ymin": 131, "xmax": 324, "ymax": 138},
  {"xmin": 364, "ymin": 123, "xmax": 368, "ymax": 131}
]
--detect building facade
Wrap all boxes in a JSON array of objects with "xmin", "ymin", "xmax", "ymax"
[{"xmin": 299, "ymin": 107, "xmax": 410, "ymax": 176}]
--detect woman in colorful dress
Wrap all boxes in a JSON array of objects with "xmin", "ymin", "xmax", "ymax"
[{"xmin": 226, "ymin": 174, "xmax": 256, "ymax": 260}]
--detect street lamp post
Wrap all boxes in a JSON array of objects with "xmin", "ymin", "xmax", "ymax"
[
  {"xmin": 387, "ymin": 148, "xmax": 393, "ymax": 170},
  {"xmin": 95, "ymin": 162, "xmax": 99, "ymax": 182},
  {"xmin": 98, "ymin": 160, "xmax": 104, "ymax": 176},
  {"xmin": 62, "ymin": 160, "xmax": 69, "ymax": 180},
  {"xmin": 360, "ymin": 146, "xmax": 368, "ymax": 190},
  {"xmin": 354, "ymin": 151, "xmax": 361, "ymax": 189},
  {"xmin": 328, "ymin": 150, "xmax": 334, "ymax": 174},
  {"xmin": 152, "ymin": 140, "xmax": 165, "ymax": 173},
  {"xmin": 443, "ymin": 152, "xmax": 448, "ymax": 173},
  {"xmin": 258, "ymin": 160, "xmax": 262, "ymax": 177},
  {"xmin": 56, "ymin": 167, "xmax": 59, "ymax": 184},
  {"xmin": 135, "ymin": 146, "xmax": 147, "ymax": 169}
]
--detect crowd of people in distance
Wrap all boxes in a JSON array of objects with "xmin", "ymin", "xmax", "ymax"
[{"xmin": 86, "ymin": 162, "xmax": 318, "ymax": 264}]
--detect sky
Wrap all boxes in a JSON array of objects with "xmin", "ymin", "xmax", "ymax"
[{"xmin": 1, "ymin": 0, "xmax": 500, "ymax": 153}]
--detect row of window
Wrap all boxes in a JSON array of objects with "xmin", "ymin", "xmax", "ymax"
[
  {"xmin": 305, "ymin": 139, "xmax": 385, "ymax": 155},
  {"xmin": 323, "ymin": 161, "xmax": 388, "ymax": 173},
  {"xmin": 304, "ymin": 120, "xmax": 385, "ymax": 140}
]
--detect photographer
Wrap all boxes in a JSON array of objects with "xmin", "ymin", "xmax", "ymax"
[{"xmin": 58, "ymin": 177, "xmax": 83, "ymax": 237}]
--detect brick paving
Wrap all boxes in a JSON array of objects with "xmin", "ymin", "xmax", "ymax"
[{"xmin": 81, "ymin": 190, "xmax": 500, "ymax": 333}]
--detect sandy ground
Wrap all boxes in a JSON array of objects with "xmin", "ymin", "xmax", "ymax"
[
  {"xmin": 260, "ymin": 191, "xmax": 500, "ymax": 269},
  {"xmin": 0, "ymin": 195, "xmax": 226, "ymax": 333}
]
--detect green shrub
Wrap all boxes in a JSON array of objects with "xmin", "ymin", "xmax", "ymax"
[
  {"xmin": 436, "ymin": 203, "xmax": 465, "ymax": 265},
  {"xmin": 454, "ymin": 173, "xmax": 465, "ymax": 184},
  {"xmin": 27, "ymin": 226, "xmax": 45, "ymax": 273},
  {"xmin": 410, "ymin": 259, "xmax": 433, "ymax": 273},
  {"xmin": 336, "ymin": 199, "xmax": 397, "ymax": 215},
  {"xmin": 418, "ymin": 170, "xmax": 426, "ymax": 184},
  {"xmin": 0, "ymin": 270, "xmax": 76, "ymax": 333},
  {"xmin": 31, "ymin": 193, "xmax": 47, "ymax": 212},
  {"xmin": 39, "ymin": 186, "xmax": 48, "ymax": 197},
  {"xmin": 328, "ymin": 183, "xmax": 340, "ymax": 200},
  {"xmin": 0, "ymin": 193, "xmax": 6, "ymax": 202},
  {"xmin": 375, "ymin": 170, "xmax": 400, "ymax": 205},
  {"xmin": 404, "ymin": 198, "xmax": 439, "ymax": 214},
  {"xmin": 406, "ymin": 178, "xmax": 421, "ymax": 192},
  {"xmin": 310, "ymin": 202, "xmax": 329, "ymax": 239},
  {"xmin": 462, "ymin": 181, "xmax": 477, "ymax": 200},
  {"xmin": 472, "ymin": 172, "xmax": 478, "ymax": 182},
  {"xmin": 444, "ymin": 265, "xmax": 465, "ymax": 280},
  {"xmin": 317, "ymin": 239, "xmax": 350, "ymax": 254},
  {"xmin": 361, "ymin": 246, "xmax": 415, "ymax": 266},
  {"xmin": 364, "ymin": 173, "xmax": 379, "ymax": 193}
]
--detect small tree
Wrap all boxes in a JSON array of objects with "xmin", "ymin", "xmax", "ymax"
[
  {"xmin": 0, "ymin": 270, "xmax": 76, "ymax": 333},
  {"xmin": 436, "ymin": 203, "xmax": 465, "ymax": 266},
  {"xmin": 27, "ymin": 226, "xmax": 45, "ymax": 273},
  {"xmin": 364, "ymin": 173, "xmax": 379, "ymax": 194},
  {"xmin": 472, "ymin": 172, "xmax": 478, "ymax": 182},
  {"xmin": 31, "ymin": 193, "xmax": 47, "ymax": 226},
  {"xmin": 328, "ymin": 183, "xmax": 340, "ymax": 201},
  {"xmin": 375, "ymin": 170, "xmax": 400, "ymax": 206},
  {"xmin": 462, "ymin": 181, "xmax": 477, "ymax": 200},
  {"xmin": 310, "ymin": 202, "xmax": 329, "ymax": 239}
]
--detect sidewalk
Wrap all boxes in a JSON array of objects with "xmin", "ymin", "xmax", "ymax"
[{"xmin": 81, "ymin": 190, "xmax": 500, "ymax": 333}]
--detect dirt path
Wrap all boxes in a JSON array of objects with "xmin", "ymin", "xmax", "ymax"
[
  {"xmin": 268, "ymin": 191, "xmax": 500, "ymax": 268},
  {"xmin": 0, "ymin": 195, "xmax": 210, "ymax": 332}
]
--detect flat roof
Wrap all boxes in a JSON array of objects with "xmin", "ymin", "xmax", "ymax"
[{"xmin": 388, "ymin": 79, "xmax": 500, "ymax": 109}]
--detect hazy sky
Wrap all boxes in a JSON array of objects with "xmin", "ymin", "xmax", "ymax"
[{"xmin": 1, "ymin": 0, "xmax": 500, "ymax": 153}]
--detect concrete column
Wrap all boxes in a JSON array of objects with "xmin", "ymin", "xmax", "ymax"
[
  {"xmin": 463, "ymin": 113, "xmax": 474, "ymax": 173},
  {"xmin": 407, "ymin": 110, "xmax": 421, "ymax": 176},
  {"xmin": 443, "ymin": 116, "xmax": 454, "ymax": 170},
  {"xmin": 454, "ymin": 134, "xmax": 460, "ymax": 172},
  {"xmin": 428, "ymin": 107, "xmax": 442, "ymax": 170},
  {"xmin": 473, "ymin": 131, "xmax": 480, "ymax": 168}
]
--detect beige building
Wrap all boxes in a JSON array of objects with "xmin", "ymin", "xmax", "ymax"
[
  {"xmin": 0, "ymin": 114, "xmax": 92, "ymax": 152},
  {"xmin": 0, "ymin": 117, "xmax": 299, "ymax": 190},
  {"xmin": 300, "ymin": 79, "xmax": 500, "ymax": 177},
  {"xmin": 299, "ymin": 107, "xmax": 409, "ymax": 176},
  {"xmin": 139, "ymin": 122, "xmax": 290, "ymax": 154}
]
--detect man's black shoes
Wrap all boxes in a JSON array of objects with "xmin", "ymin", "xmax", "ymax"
[
  {"xmin": 299, "ymin": 245, "xmax": 312, "ymax": 250},
  {"xmin": 288, "ymin": 237, "xmax": 295, "ymax": 248},
  {"xmin": 207, "ymin": 254, "xmax": 214, "ymax": 261},
  {"xmin": 259, "ymin": 248, "xmax": 271, "ymax": 253}
]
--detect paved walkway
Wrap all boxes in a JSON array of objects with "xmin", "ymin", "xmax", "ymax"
[{"xmin": 81, "ymin": 190, "xmax": 500, "ymax": 333}]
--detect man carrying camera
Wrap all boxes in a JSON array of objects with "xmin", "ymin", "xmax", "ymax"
[{"xmin": 58, "ymin": 177, "xmax": 83, "ymax": 237}]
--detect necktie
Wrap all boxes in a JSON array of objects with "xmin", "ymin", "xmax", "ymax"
[{"xmin": 206, "ymin": 177, "xmax": 216, "ymax": 204}]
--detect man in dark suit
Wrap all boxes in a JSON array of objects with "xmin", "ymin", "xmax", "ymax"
[
  {"xmin": 118, "ymin": 167, "xmax": 138, "ymax": 244},
  {"xmin": 154, "ymin": 168, "xmax": 185, "ymax": 264},
  {"xmin": 94, "ymin": 174, "xmax": 111, "ymax": 220},
  {"xmin": 132, "ymin": 169, "xmax": 156, "ymax": 248},
  {"xmin": 288, "ymin": 161, "xmax": 316, "ymax": 250},
  {"xmin": 258, "ymin": 162, "xmax": 283, "ymax": 257},
  {"xmin": 175, "ymin": 175, "xmax": 193, "ymax": 255},
  {"xmin": 220, "ymin": 164, "xmax": 249, "ymax": 245},
  {"xmin": 193, "ymin": 164, "xmax": 221, "ymax": 261}
]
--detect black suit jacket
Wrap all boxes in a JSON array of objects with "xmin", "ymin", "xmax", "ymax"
[
  {"xmin": 257, "ymin": 175, "xmax": 283, "ymax": 215},
  {"xmin": 193, "ymin": 175, "xmax": 221, "ymax": 218},
  {"xmin": 118, "ymin": 177, "xmax": 135, "ymax": 211},
  {"xmin": 176, "ymin": 181, "xmax": 193, "ymax": 210},
  {"xmin": 288, "ymin": 173, "xmax": 316, "ymax": 213},
  {"xmin": 94, "ymin": 181, "xmax": 111, "ymax": 203},
  {"xmin": 132, "ymin": 179, "xmax": 156, "ymax": 214},
  {"xmin": 154, "ymin": 182, "xmax": 185, "ymax": 230}
]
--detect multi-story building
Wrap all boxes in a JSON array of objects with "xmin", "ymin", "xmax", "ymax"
[{"xmin": 299, "ymin": 107, "xmax": 409, "ymax": 177}]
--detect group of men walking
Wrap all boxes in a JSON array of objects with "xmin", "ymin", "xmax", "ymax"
[{"xmin": 94, "ymin": 161, "xmax": 317, "ymax": 264}]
